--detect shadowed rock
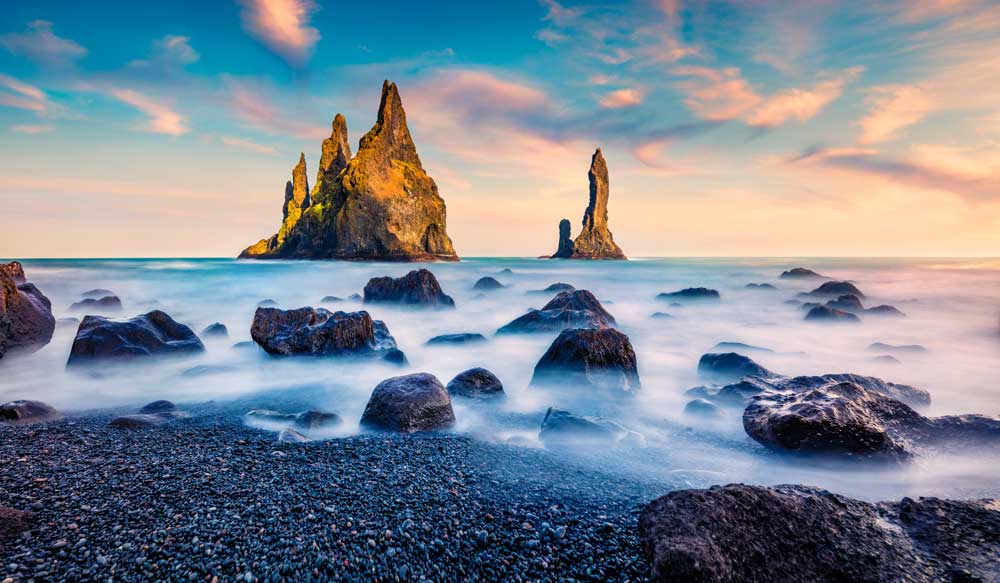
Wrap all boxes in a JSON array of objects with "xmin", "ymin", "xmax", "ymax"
[
  {"xmin": 650, "ymin": 312, "xmax": 673, "ymax": 319},
  {"xmin": 69, "ymin": 295, "xmax": 122, "ymax": 312},
  {"xmin": 687, "ymin": 372, "xmax": 931, "ymax": 409},
  {"xmin": 868, "ymin": 342, "xmax": 926, "ymax": 353},
  {"xmin": 539, "ymin": 407, "xmax": 643, "ymax": 446},
  {"xmin": 530, "ymin": 282, "xmax": 576, "ymax": 294},
  {"xmin": 498, "ymin": 289, "xmax": 615, "ymax": 334},
  {"xmin": 639, "ymin": 483, "xmax": 1000, "ymax": 583},
  {"xmin": 364, "ymin": 269, "xmax": 455, "ymax": 308},
  {"xmin": 360, "ymin": 373, "xmax": 456, "ymax": 433},
  {"xmin": 551, "ymin": 218, "xmax": 575, "ymax": 258},
  {"xmin": 804, "ymin": 305, "xmax": 861, "ymax": 323},
  {"xmin": 81, "ymin": 288, "xmax": 114, "ymax": 299},
  {"xmin": 657, "ymin": 288, "xmax": 720, "ymax": 303},
  {"xmin": 800, "ymin": 280, "xmax": 864, "ymax": 298},
  {"xmin": 866, "ymin": 304, "xmax": 906, "ymax": 317},
  {"xmin": 684, "ymin": 399, "xmax": 720, "ymax": 417},
  {"xmin": 531, "ymin": 328, "xmax": 640, "ymax": 392},
  {"xmin": 1, "ymin": 268, "xmax": 55, "ymax": 359},
  {"xmin": 446, "ymin": 367, "xmax": 504, "ymax": 398},
  {"xmin": 472, "ymin": 276, "xmax": 504, "ymax": 291},
  {"xmin": 67, "ymin": 311, "xmax": 204, "ymax": 366},
  {"xmin": 745, "ymin": 283, "xmax": 776, "ymax": 290},
  {"xmin": 240, "ymin": 81, "xmax": 458, "ymax": 261},
  {"xmin": 0, "ymin": 400, "xmax": 60, "ymax": 424},
  {"xmin": 825, "ymin": 294, "xmax": 864, "ymax": 312},
  {"xmin": 246, "ymin": 409, "xmax": 342, "ymax": 430},
  {"xmin": 426, "ymin": 333, "xmax": 487, "ymax": 345},
  {"xmin": 710, "ymin": 342, "xmax": 773, "ymax": 353},
  {"xmin": 779, "ymin": 267, "xmax": 825, "ymax": 279},
  {"xmin": 108, "ymin": 414, "xmax": 172, "ymax": 429},
  {"xmin": 250, "ymin": 307, "xmax": 397, "ymax": 357},
  {"xmin": 743, "ymin": 382, "xmax": 999, "ymax": 460},
  {"xmin": 201, "ymin": 322, "xmax": 228, "ymax": 337},
  {"xmin": 697, "ymin": 353, "xmax": 774, "ymax": 383},
  {"xmin": 138, "ymin": 400, "xmax": 179, "ymax": 415},
  {"xmin": 320, "ymin": 295, "xmax": 343, "ymax": 304}
]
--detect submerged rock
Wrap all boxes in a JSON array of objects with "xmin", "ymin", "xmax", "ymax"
[
  {"xmin": 472, "ymin": 276, "xmax": 504, "ymax": 291},
  {"xmin": 743, "ymin": 382, "xmax": 999, "ymax": 460},
  {"xmin": 138, "ymin": 400, "xmax": 180, "ymax": 415},
  {"xmin": 710, "ymin": 341, "xmax": 773, "ymax": 353},
  {"xmin": 866, "ymin": 304, "xmax": 906, "ymax": 317},
  {"xmin": 804, "ymin": 305, "xmax": 861, "ymax": 323},
  {"xmin": 108, "ymin": 414, "xmax": 170, "ymax": 429},
  {"xmin": 779, "ymin": 267, "xmax": 824, "ymax": 279},
  {"xmin": 498, "ymin": 289, "xmax": 615, "ymax": 334},
  {"xmin": 745, "ymin": 283, "xmax": 776, "ymax": 290},
  {"xmin": 683, "ymin": 398, "xmax": 720, "ymax": 417},
  {"xmin": 360, "ymin": 373, "xmax": 456, "ymax": 433},
  {"xmin": 0, "ymin": 400, "xmax": 60, "ymax": 424},
  {"xmin": 687, "ymin": 372, "xmax": 931, "ymax": 409},
  {"xmin": 250, "ymin": 307, "xmax": 397, "ymax": 357},
  {"xmin": 657, "ymin": 288, "xmax": 720, "ymax": 303},
  {"xmin": 0, "ymin": 267, "xmax": 55, "ymax": 358},
  {"xmin": 650, "ymin": 311, "xmax": 673, "ymax": 319},
  {"xmin": 364, "ymin": 269, "xmax": 455, "ymax": 308},
  {"xmin": 868, "ymin": 342, "xmax": 926, "ymax": 353},
  {"xmin": 201, "ymin": 322, "xmax": 228, "ymax": 337},
  {"xmin": 800, "ymin": 280, "xmax": 864, "ymax": 298},
  {"xmin": 426, "ymin": 333, "xmax": 487, "ymax": 345},
  {"xmin": 67, "ymin": 310, "xmax": 204, "ymax": 366},
  {"xmin": 697, "ymin": 353, "xmax": 774, "ymax": 383},
  {"xmin": 320, "ymin": 295, "xmax": 344, "ymax": 304},
  {"xmin": 539, "ymin": 407, "xmax": 642, "ymax": 446},
  {"xmin": 550, "ymin": 149, "xmax": 626, "ymax": 259},
  {"xmin": 531, "ymin": 328, "xmax": 640, "ymax": 392},
  {"xmin": 246, "ymin": 409, "xmax": 343, "ymax": 430},
  {"xmin": 278, "ymin": 428, "xmax": 311, "ymax": 443},
  {"xmin": 536, "ymin": 282, "xmax": 575, "ymax": 294},
  {"xmin": 639, "ymin": 483, "xmax": 1000, "ymax": 583},
  {"xmin": 81, "ymin": 288, "xmax": 114, "ymax": 299},
  {"xmin": 446, "ymin": 368, "xmax": 504, "ymax": 398},
  {"xmin": 239, "ymin": 81, "xmax": 459, "ymax": 261}
]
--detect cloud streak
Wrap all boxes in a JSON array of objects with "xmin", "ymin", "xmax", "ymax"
[
  {"xmin": 237, "ymin": 0, "xmax": 321, "ymax": 67},
  {"xmin": 107, "ymin": 88, "xmax": 188, "ymax": 136},
  {"xmin": 0, "ymin": 20, "xmax": 86, "ymax": 67}
]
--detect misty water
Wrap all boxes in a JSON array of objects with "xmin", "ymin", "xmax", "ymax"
[{"xmin": 4, "ymin": 257, "xmax": 1000, "ymax": 502}]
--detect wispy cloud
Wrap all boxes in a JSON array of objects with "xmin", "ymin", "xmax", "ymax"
[
  {"xmin": 221, "ymin": 135, "xmax": 278, "ymax": 155},
  {"xmin": 599, "ymin": 87, "xmax": 645, "ymax": 109},
  {"xmin": 857, "ymin": 84, "xmax": 935, "ymax": 143},
  {"xmin": 0, "ymin": 74, "xmax": 53, "ymax": 114},
  {"xmin": 237, "ymin": 0, "xmax": 321, "ymax": 67},
  {"xmin": 9, "ymin": 124, "xmax": 54, "ymax": 134},
  {"xmin": 746, "ymin": 67, "xmax": 864, "ymax": 128},
  {"xmin": 106, "ymin": 88, "xmax": 188, "ymax": 136},
  {"xmin": 0, "ymin": 20, "xmax": 86, "ymax": 67}
]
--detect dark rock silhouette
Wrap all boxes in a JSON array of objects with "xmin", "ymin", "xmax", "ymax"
[
  {"xmin": 240, "ymin": 81, "xmax": 458, "ymax": 261},
  {"xmin": 446, "ymin": 368, "xmax": 504, "ymax": 398},
  {"xmin": 426, "ymin": 333, "xmax": 487, "ymax": 345},
  {"xmin": 800, "ymin": 280, "xmax": 864, "ymax": 298},
  {"xmin": 657, "ymin": 287, "xmax": 720, "ymax": 303},
  {"xmin": 201, "ymin": 322, "xmax": 228, "ymax": 337},
  {"xmin": 472, "ymin": 276, "xmax": 504, "ymax": 291},
  {"xmin": 779, "ymin": 267, "xmax": 825, "ymax": 279},
  {"xmin": 360, "ymin": 373, "xmax": 456, "ymax": 432},
  {"xmin": 498, "ymin": 290, "xmax": 615, "ymax": 334},
  {"xmin": 639, "ymin": 483, "xmax": 1000, "ymax": 583},
  {"xmin": 363, "ymin": 269, "xmax": 455, "ymax": 308},
  {"xmin": 687, "ymin": 372, "xmax": 931, "ymax": 409},
  {"xmin": 868, "ymin": 342, "xmax": 926, "ymax": 353},
  {"xmin": 67, "ymin": 310, "xmax": 204, "ymax": 366},
  {"xmin": 549, "ymin": 149, "xmax": 626, "ymax": 259},
  {"xmin": 250, "ymin": 307, "xmax": 397, "ymax": 357},
  {"xmin": 531, "ymin": 328, "xmax": 640, "ymax": 392},
  {"xmin": 697, "ymin": 353, "xmax": 774, "ymax": 383},
  {"xmin": 0, "ymin": 400, "xmax": 60, "ymax": 424},
  {"xmin": 805, "ymin": 305, "xmax": 861, "ymax": 322},
  {"xmin": 69, "ymin": 295, "xmax": 122, "ymax": 312}
]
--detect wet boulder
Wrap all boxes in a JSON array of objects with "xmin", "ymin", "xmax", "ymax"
[
  {"xmin": 0, "ymin": 400, "xmax": 60, "ymax": 424},
  {"xmin": 250, "ymin": 307, "xmax": 397, "ymax": 357},
  {"xmin": 0, "ymin": 269, "xmax": 55, "ymax": 358},
  {"xmin": 531, "ymin": 328, "xmax": 640, "ymax": 392},
  {"xmin": 800, "ymin": 280, "xmax": 864, "ymax": 298},
  {"xmin": 473, "ymin": 276, "xmax": 504, "ymax": 291},
  {"xmin": 67, "ymin": 310, "xmax": 204, "ymax": 366},
  {"xmin": 638, "ymin": 483, "xmax": 1000, "ymax": 583},
  {"xmin": 360, "ymin": 373, "xmax": 456, "ymax": 433},
  {"xmin": 69, "ymin": 295, "xmax": 122, "ymax": 312},
  {"xmin": 539, "ymin": 407, "xmax": 643, "ymax": 447},
  {"xmin": 688, "ymin": 372, "xmax": 930, "ymax": 409},
  {"xmin": 657, "ymin": 288, "xmax": 720, "ymax": 303},
  {"xmin": 804, "ymin": 305, "xmax": 861, "ymax": 323},
  {"xmin": 497, "ymin": 289, "xmax": 615, "ymax": 334},
  {"xmin": 697, "ymin": 353, "xmax": 774, "ymax": 383},
  {"xmin": 201, "ymin": 322, "xmax": 229, "ymax": 337},
  {"xmin": 779, "ymin": 267, "xmax": 824, "ymax": 279},
  {"xmin": 138, "ymin": 400, "xmax": 180, "ymax": 415},
  {"xmin": 363, "ymin": 269, "xmax": 454, "ymax": 308},
  {"xmin": 426, "ymin": 333, "xmax": 487, "ymax": 345},
  {"xmin": 446, "ymin": 367, "xmax": 504, "ymax": 398},
  {"xmin": 382, "ymin": 348, "xmax": 408, "ymax": 365},
  {"xmin": 743, "ymin": 382, "xmax": 999, "ymax": 460}
]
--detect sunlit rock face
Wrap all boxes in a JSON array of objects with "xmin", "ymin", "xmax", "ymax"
[
  {"xmin": 550, "ymin": 148, "xmax": 626, "ymax": 260},
  {"xmin": 240, "ymin": 81, "xmax": 458, "ymax": 262},
  {"xmin": 0, "ymin": 266, "xmax": 55, "ymax": 359}
]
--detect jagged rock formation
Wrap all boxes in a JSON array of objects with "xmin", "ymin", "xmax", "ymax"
[
  {"xmin": 240, "ymin": 81, "xmax": 458, "ymax": 261},
  {"xmin": 550, "ymin": 149, "xmax": 626, "ymax": 260}
]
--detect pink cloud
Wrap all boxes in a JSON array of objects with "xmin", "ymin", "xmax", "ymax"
[
  {"xmin": 221, "ymin": 136, "xmax": 278, "ymax": 155},
  {"xmin": 237, "ymin": 0, "xmax": 320, "ymax": 66},
  {"xmin": 857, "ymin": 84, "xmax": 935, "ymax": 143},
  {"xmin": 223, "ymin": 77, "xmax": 326, "ymax": 140},
  {"xmin": 9, "ymin": 124, "xmax": 53, "ymax": 134},
  {"xmin": 746, "ymin": 67, "xmax": 863, "ymax": 128},
  {"xmin": 0, "ymin": 20, "xmax": 86, "ymax": 67},
  {"xmin": 107, "ymin": 88, "xmax": 188, "ymax": 136},
  {"xmin": 599, "ymin": 88, "xmax": 645, "ymax": 109},
  {"xmin": 0, "ymin": 74, "xmax": 51, "ymax": 113}
]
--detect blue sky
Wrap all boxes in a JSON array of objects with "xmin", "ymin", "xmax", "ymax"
[{"xmin": 1, "ymin": 0, "xmax": 999, "ymax": 257}]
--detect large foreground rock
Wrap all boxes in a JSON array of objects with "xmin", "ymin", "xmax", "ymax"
[
  {"xmin": 531, "ymin": 328, "xmax": 640, "ymax": 392},
  {"xmin": 0, "ymin": 400, "xmax": 60, "ymax": 424},
  {"xmin": 743, "ymin": 382, "xmax": 1000, "ymax": 460},
  {"xmin": 240, "ymin": 81, "xmax": 458, "ymax": 261},
  {"xmin": 67, "ymin": 310, "xmax": 204, "ymax": 366},
  {"xmin": 250, "ymin": 307, "xmax": 397, "ymax": 357},
  {"xmin": 363, "ymin": 269, "xmax": 454, "ymax": 308},
  {"xmin": 360, "ymin": 373, "xmax": 456, "ymax": 432},
  {"xmin": 550, "ymin": 149, "xmax": 626, "ymax": 259},
  {"xmin": 639, "ymin": 483, "xmax": 1000, "ymax": 583},
  {"xmin": 497, "ymin": 289, "xmax": 615, "ymax": 334},
  {"xmin": 0, "ymin": 267, "xmax": 55, "ymax": 358}
]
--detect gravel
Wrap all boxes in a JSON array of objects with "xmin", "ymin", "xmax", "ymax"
[{"xmin": 0, "ymin": 403, "xmax": 666, "ymax": 582}]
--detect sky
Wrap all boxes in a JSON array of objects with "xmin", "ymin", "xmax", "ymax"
[{"xmin": 1, "ymin": 0, "xmax": 999, "ymax": 258}]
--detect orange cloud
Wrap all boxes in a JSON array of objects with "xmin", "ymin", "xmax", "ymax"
[
  {"xmin": 746, "ymin": 67, "xmax": 863, "ymax": 127},
  {"xmin": 599, "ymin": 87, "xmax": 645, "ymax": 109},
  {"xmin": 857, "ymin": 84, "xmax": 935, "ymax": 143},
  {"xmin": 237, "ymin": 0, "xmax": 320, "ymax": 66},
  {"xmin": 107, "ymin": 88, "xmax": 187, "ymax": 136}
]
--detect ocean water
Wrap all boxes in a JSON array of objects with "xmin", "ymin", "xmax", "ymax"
[{"xmin": 3, "ymin": 257, "xmax": 1000, "ymax": 501}]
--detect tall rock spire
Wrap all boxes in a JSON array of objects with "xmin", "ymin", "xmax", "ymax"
[
  {"xmin": 313, "ymin": 114, "xmax": 351, "ymax": 198},
  {"xmin": 552, "ymin": 218, "xmax": 574, "ymax": 258},
  {"xmin": 277, "ymin": 153, "xmax": 309, "ymax": 245},
  {"xmin": 358, "ymin": 81, "xmax": 422, "ymax": 169},
  {"xmin": 566, "ymin": 148, "xmax": 626, "ymax": 259}
]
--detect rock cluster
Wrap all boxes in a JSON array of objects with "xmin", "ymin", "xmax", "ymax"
[
  {"xmin": 0, "ymin": 263, "xmax": 55, "ymax": 359},
  {"xmin": 240, "ymin": 81, "xmax": 458, "ymax": 261},
  {"xmin": 250, "ymin": 307, "xmax": 398, "ymax": 359},
  {"xmin": 639, "ymin": 483, "xmax": 1000, "ymax": 583},
  {"xmin": 550, "ymin": 149, "xmax": 626, "ymax": 260}
]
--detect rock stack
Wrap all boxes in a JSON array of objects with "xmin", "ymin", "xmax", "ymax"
[
  {"xmin": 240, "ymin": 82, "xmax": 458, "ymax": 262},
  {"xmin": 550, "ymin": 148, "xmax": 626, "ymax": 260}
]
